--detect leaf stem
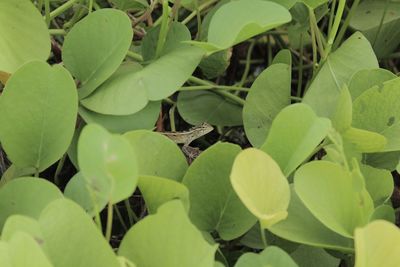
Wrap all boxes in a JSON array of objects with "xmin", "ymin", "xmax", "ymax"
[
  {"xmin": 49, "ymin": 0, "xmax": 80, "ymax": 20},
  {"xmin": 126, "ymin": 51, "xmax": 144, "ymax": 62},
  {"xmin": 260, "ymin": 224, "xmax": 267, "ymax": 248},
  {"xmin": 372, "ymin": 0, "xmax": 391, "ymax": 47},
  {"xmin": 323, "ymin": 0, "xmax": 346, "ymax": 59},
  {"xmin": 124, "ymin": 199, "xmax": 138, "ymax": 225},
  {"xmin": 105, "ymin": 202, "xmax": 113, "ymax": 242},
  {"xmin": 181, "ymin": 0, "xmax": 218, "ymax": 25},
  {"xmin": 155, "ymin": 0, "xmax": 170, "ymax": 58},
  {"xmin": 54, "ymin": 153, "xmax": 67, "ymax": 185},
  {"xmin": 333, "ymin": 0, "xmax": 360, "ymax": 50},
  {"xmin": 180, "ymin": 85, "xmax": 250, "ymax": 92},
  {"xmin": 44, "ymin": 0, "xmax": 51, "ymax": 26},
  {"xmin": 239, "ymin": 40, "xmax": 256, "ymax": 87}
]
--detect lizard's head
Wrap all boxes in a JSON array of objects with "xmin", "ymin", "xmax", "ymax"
[{"xmin": 199, "ymin": 122, "xmax": 214, "ymax": 134}]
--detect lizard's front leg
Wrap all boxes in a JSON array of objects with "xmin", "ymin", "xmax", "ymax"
[{"xmin": 181, "ymin": 145, "xmax": 202, "ymax": 164}]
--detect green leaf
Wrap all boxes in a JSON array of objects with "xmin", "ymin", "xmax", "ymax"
[
  {"xmin": 331, "ymin": 86, "xmax": 352, "ymax": 133},
  {"xmin": 348, "ymin": 69, "xmax": 396, "ymax": 100},
  {"xmin": 79, "ymin": 101, "xmax": 161, "ymax": 134},
  {"xmin": 39, "ymin": 199, "xmax": 120, "ymax": 267},
  {"xmin": 350, "ymin": 0, "xmax": 400, "ymax": 58},
  {"xmin": 177, "ymin": 90, "xmax": 243, "ymax": 126},
  {"xmin": 301, "ymin": 0, "xmax": 328, "ymax": 9},
  {"xmin": 4, "ymin": 232, "xmax": 53, "ymax": 267},
  {"xmin": 182, "ymin": 143, "xmax": 256, "ymax": 240},
  {"xmin": 369, "ymin": 205, "xmax": 395, "ymax": 223},
  {"xmin": 360, "ymin": 164, "xmax": 393, "ymax": 207},
  {"xmin": 78, "ymin": 124, "xmax": 138, "ymax": 204},
  {"xmin": 0, "ymin": 0, "xmax": 50, "ymax": 73},
  {"xmin": 191, "ymin": 0, "xmax": 291, "ymax": 52},
  {"xmin": 234, "ymin": 246, "xmax": 298, "ymax": 267},
  {"xmin": 199, "ymin": 49, "xmax": 232, "ymax": 79},
  {"xmin": 81, "ymin": 46, "xmax": 204, "ymax": 115},
  {"xmin": 0, "ymin": 178, "xmax": 63, "ymax": 229},
  {"xmin": 110, "ymin": 0, "xmax": 148, "ymax": 11},
  {"xmin": 342, "ymin": 127, "xmax": 387, "ymax": 153},
  {"xmin": 243, "ymin": 63, "xmax": 291, "ymax": 147},
  {"xmin": 138, "ymin": 175, "xmax": 190, "ymax": 214},
  {"xmin": 62, "ymin": 9, "xmax": 133, "ymax": 98},
  {"xmin": 230, "ymin": 148, "xmax": 290, "ymax": 228},
  {"xmin": 118, "ymin": 200, "xmax": 217, "ymax": 267},
  {"xmin": 0, "ymin": 61, "xmax": 78, "ymax": 171},
  {"xmin": 64, "ymin": 172, "xmax": 108, "ymax": 216},
  {"xmin": 355, "ymin": 220, "xmax": 400, "ymax": 267},
  {"xmin": 269, "ymin": 187, "xmax": 354, "ymax": 251},
  {"xmin": 124, "ymin": 130, "xmax": 187, "ymax": 181},
  {"xmin": 294, "ymin": 161, "xmax": 374, "ymax": 238},
  {"xmin": 261, "ymin": 104, "xmax": 331, "ymax": 176},
  {"xmin": 290, "ymin": 245, "xmax": 340, "ymax": 267},
  {"xmin": 2, "ymin": 215, "xmax": 43, "ymax": 243},
  {"xmin": 303, "ymin": 32, "xmax": 378, "ymax": 119},
  {"xmin": 353, "ymin": 77, "xmax": 400, "ymax": 152},
  {"xmin": 272, "ymin": 49, "xmax": 292, "ymax": 65}
]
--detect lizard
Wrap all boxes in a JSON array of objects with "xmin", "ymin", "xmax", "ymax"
[{"xmin": 161, "ymin": 122, "xmax": 213, "ymax": 163}]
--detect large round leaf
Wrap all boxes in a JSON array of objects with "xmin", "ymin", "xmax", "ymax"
[
  {"xmin": 39, "ymin": 199, "xmax": 120, "ymax": 267},
  {"xmin": 303, "ymin": 32, "xmax": 378, "ymax": 119},
  {"xmin": 0, "ymin": 61, "xmax": 78, "ymax": 171},
  {"xmin": 124, "ymin": 130, "xmax": 188, "ymax": 181},
  {"xmin": 0, "ymin": 178, "xmax": 63, "ymax": 229},
  {"xmin": 243, "ymin": 63, "xmax": 291, "ymax": 147},
  {"xmin": 261, "ymin": 104, "xmax": 331, "ymax": 176},
  {"xmin": 118, "ymin": 200, "xmax": 217, "ymax": 267},
  {"xmin": 294, "ymin": 161, "xmax": 374, "ymax": 238},
  {"xmin": 81, "ymin": 46, "xmax": 204, "ymax": 115},
  {"xmin": 290, "ymin": 245, "xmax": 340, "ymax": 267},
  {"xmin": 62, "ymin": 9, "xmax": 133, "ymax": 98},
  {"xmin": 269, "ymin": 187, "xmax": 354, "ymax": 251},
  {"xmin": 0, "ymin": 0, "xmax": 50, "ymax": 73},
  {"xmin": 230, "ymin": 148, "xmax": 290, "ymax": 228},
  {"xmin": 182, "ymin": 143, "xmax": 256, "ymax": 240},
  {"xmin": 78, "ymin": 124, "xmax": 138, "ymax": 204},
  {"xmin": 355, "ymin": 220, "xmax": 400, "ymax": 267}
]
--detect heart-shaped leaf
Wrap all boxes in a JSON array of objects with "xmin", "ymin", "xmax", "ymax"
[
  {"xmin": 234, "ymin": 246, "xmax": 298, "ymax": 267},
  {"xmin": 0, "ymin": 61, "xmax": 78, "ymax": 171},
  {"xmin": 62, "ymin": 9, "xmax": 133, "ymax": 99},
  {"xmin": 231, "ymin": 148, "xmax": 290, "ymax": 228}
]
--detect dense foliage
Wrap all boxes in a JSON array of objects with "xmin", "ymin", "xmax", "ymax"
[{"xmin": 0, "ymin": 0, "xmax": 400, "ymax": 266}]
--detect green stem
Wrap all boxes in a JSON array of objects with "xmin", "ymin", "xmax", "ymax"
[
  {"xmin": 114, "ymin": 206, "xmax": 128, "ymax": 232},
  {"xmin": 49, "ymin": 0, "xmax": 80, "ymax": 20},
  {"xmin": 54, "ymin": 153, "xmax": 67, "ymax": 185},
  {"xmin": 155, "ymin": 1, "xmax": 170, "ymax": 58},
  {"xmin": 88, "ymin": 0, "xmax": 94, "ymax": 13},
  {"xmin": 333, "ymin": 0, "xmax": 360, "ymax": 50},
  {"xmin": 323, "ymin": 0, "xmax": 346, "ymax": 59},
  {"xmin": 169, "ymin": 105, "xmax": 177, "ymax": 131},
  {"xmin": 180, "ymin": 85, "xmax": 250, "ymax": 92},
  {"xmin": 309, "ymin": 8, "xmax": 318, "ymax": 74},
  {"xmin": 296, "ymin": 34, "xmax": 304, "ymax": 98},
  {"xmin": 372, "ymin": 0, "xmax": 390, "ymax": 47},
  {"xmin": 37, "ymin": 0, "xmax": 44, "ymax": 11},
  {"xmin": 309, "ymin": 9, "xmax": 326, "ymax": 59},
  {"xmin": 105, "ymin": 202, "xmax": 113, "ymax": 242},
  {"xmin": 126, "ymin": 51, "xmax": 144, "ymax": 62},
  {"xmin": 181, "ymin": 0, "xmax": 218, "ymax": 25},
  {"xmin": 328, "ymin": 0, "xmax": 337, "ymax": 34},
  {"xmin": 239, "ymin": 40, "xmax": 256, "ymax": 87},
  {"xmin": 260, "ymin": 224, "xmax": 267, "ymax": 248},
  {"xmin": 49, "ymin": 29, "xmax": 67, "ymax": 35},
  {"xmin": 44, "ymin": 0, "xmax": 51, "ymax": 26},
  {"xmin": 124, "ymin": 199, "xmax": 138, "ymax": 225}
]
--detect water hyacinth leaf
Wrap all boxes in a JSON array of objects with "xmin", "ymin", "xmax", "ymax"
[
  {"xmin": 348, "ymin": 69, "xmax": 397, "ymax": 100},
  {"xmin": 234, "ymin": 246, "xmax": 298, "ymax": 267},
  {"xmin": 0, "ymin": 165, "xmax": 35, "ymax": 188},
  {"xmin": 78, "ymin": 124, "xmax": 138, "ymax": 204},
  {"xmin": 1, "ymin": 215, "xmax": 43, "ymax": 243},
  {"xmin": 64, "ymin": 172, "xmax": 108, "ymax": 216},
  {"xmin": 243, "ymin": 63, "xmax": 291, "ymax": 147},
  {"xmin": 109, "ymin": 0, "xmax": 148, "ymax": 11},
  {"xmin": 63, "ymin": 9, "xmax": 133, "ymax": 98},
  {"xmin": 0, "ymin": 61, "xmax": 78, "ymax": 171},
  {"xmin": 303, "ymin": 32, "xmax": 378, "ymax": 119},
  {"xmin": 366, "ymin": 151, "xmax": 400, "ymax": 171},
  {"xmin": 138, "ymin": 175, "xmax": 190, "ymax": 214},
  {"xmin": 369, "ymin": 205, "xmax": 395, "ymax": 223},
  {"xmin": 182, "ymin": 143, "xmax": 256, "ymax": 240},
  {"xmin": 261, "ymin": 104, "xmax": 331, "ymax": 176},
  {"xmin": 118, "ymin": 200, "xmax": 217, "ymax": 267},
  {"xmin": 294, "ymin": 161, "xmax": 374, "ymax": 238},
  {"xmin": 231, "ymin": 148, "xmax": 290, "ymax": 229},
  {"xmin": 39, "ymin": 199, "xmax": 120, "ymax": 267},
  {"xmin": 141, "ymin": 22, "xmax": 191, "ymax": 61},
  {"xmin": 124, "ymin": 130, "xmax": 187, "ymax": 181},
  {"xmin": 191, "ymin": 0, "xmax": 291, "ymax": 52},
  {"xmin": 290, "ymin": 245, "xmax": 340, "ymax": 267},
  {"xmin": 82, "ymin": 46, "xmax": 204, "ymax": 115},
  {"xmin": 354, "ymin": 220, "xmax": 400, "ymax": 267},
  {"xmin": 350, "ymin": 0, "xmax": 400, "ymax": 58},
  {"xmin": 360, "ymin": 164, "xmax": 393, "ymax": 207},
  {"xmin": 353, "ymin": 78, "xmax": 400, "ymax": 152},
  {"xmin": 6, "ymin": 232, "xmax": 53, "ymax": 267},
  {"xmin": 0, "ymin": 178, "xmax": 63, "ymax": 229},
  {"xmin": 269, "ymin": 187, "xmax": 354, "ymax": 251},
  {"xmin": 272, "ymin": 49, "xmax": 292, "ymax": 65},
  {"xmin": 177, "ymin": 90, "xmax": 243, "ymax": 126},
  {"xmin": 78, "ymin": 101, "xmax": 161, "ymax": 134},
  {"xmin": 0, "ymin": 0, "xmax": 50, "ymax": 73}
]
